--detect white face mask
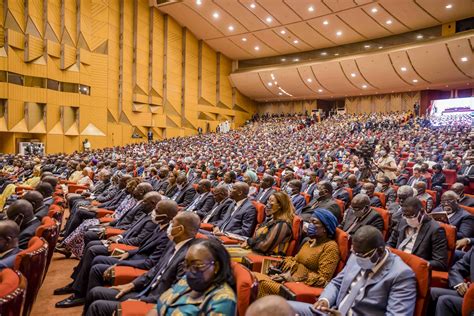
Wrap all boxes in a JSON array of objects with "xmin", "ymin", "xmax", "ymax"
[
  {"xmin": 466, "ymin": 160, "xmax": 471, "ymax": 165},
  {"xmin": 405, "ymin": 213, "xmax": 423, "ymax": 228},
  {"xmin": 166, "ymin": 223, "xmax": 175, "ymax": 239},
  {"xmin": 177, "ymin": 184, "xmax": 183, "ymax": 190},
  {"xmin": 360, "ymin": 189, "xmax": 367, "ymax": 195}
]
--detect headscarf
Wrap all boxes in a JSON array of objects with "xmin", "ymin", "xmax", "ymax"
[
  {"xmin": 312, "ymin": 208, "xmax": 338, "ymax": 236},
  {"xmin": 244, "ymin": 170, "xmax": 258, "ymax": 183}
]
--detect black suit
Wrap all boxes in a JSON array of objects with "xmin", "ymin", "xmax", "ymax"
[
  {"xmin": 301, "ymin": 196, "xmax": 341, "ymax": 221},
  {"xmin": 341, "ymin": 208, "xmax": 384, "ymax": 236},
  {"xmin": 459, "ymin": 195, "xmax": 474, "ymax": 207},
  {"xmin": 35, "ymin": 204, "xmax": 50, "ymax": 220},
  {"xmin": 84, "ymin": 239, "xmax": 193, "ymax": 316},
  {"xmin": 19, "ymin": 218, "xmax": 41, "ymax": 249},
  {"xmin": 333, "ymin": 187, "xmax": 350, "ymax": 207},
  {"xmin": 173, "ymin": 183, "xmax": 196, "ymax": 207},
  {"xmin": 109, "ymin": 202, "xmax": 145, "ymax": 230},
  {"xmin": 255, "ymin": 187, "xmax": 276, "ymax": 204},
  {"xmin": 97, "ymin": 189, "xmax": 127, "ymax": 210},
  {"xmin": 185, "ymin": 192, "xmax": 215, "ymax": 214},
  {"xmin": 369, "ymin": 195, "xmax": 382, "ymax": 208},
  {"xmin": 218, "ymin": 198, "xmax": 257, "ymax": 237},
  {"xmin": 387, "ymin": 216, "xmax": 448, "ymax": 271},
  {"xmin": 200, "ymin": 198, "xmax": 234, "ymax": 223}
]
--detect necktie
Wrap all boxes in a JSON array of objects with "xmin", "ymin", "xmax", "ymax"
[
  {"xmin": 187, "ymin": 194, "xmax": 203, "ymax": 211},
  {"xmin": 136, "ymin": 248, "xmax": 176, "ymax": 298},
  {"xmin": 203, "ymin": 203, "xmax": 220, "ymax": 223},
  {"xmin": 338, "ymin": 270, "xmax": 371, "ymax": 315}
]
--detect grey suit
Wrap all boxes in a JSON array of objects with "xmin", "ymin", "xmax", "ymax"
[
  {"xmin": 201, "ymin": 198, "xmax": 234, "ymax": 223},
  {"xmin": 173, "ymin": 183, "xmax": 196, "ymax": 207},
  {"xmin": 341, "ymin": 208, "xmax": 384, "ymax": 236},
  {"xmin": 218, "ymin": 198, "xmax": 257, "ymax": 237},
  {"xmin": 255, "ymin": 187, "xmax": 275, "ymax": 204}
]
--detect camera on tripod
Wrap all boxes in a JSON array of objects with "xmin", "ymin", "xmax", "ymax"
[{"xmin": 352, "ymin": 137, "xmax": 378, "ymax": 163}]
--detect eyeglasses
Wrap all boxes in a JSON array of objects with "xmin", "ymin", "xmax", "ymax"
[
  {"xmin": 441, "ymin": 199, "xmax": 456, "ymax": 205},
  {"xmin": 352, "ymin": 247, "xmax": 377, "ymax": 258},
  {"xmin": 184, "ymin": 261, "xmax": 215, "ymax": 273}
]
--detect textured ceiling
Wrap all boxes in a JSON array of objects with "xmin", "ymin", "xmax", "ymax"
[{"xmin": 157, "ymin": 0, "xmax": 474, "ymax": 60}]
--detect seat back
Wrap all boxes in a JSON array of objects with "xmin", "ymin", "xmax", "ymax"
[
  {"xmin": 14, "ymin": 237, "xmax": 48, "ymax": 316},
  {"xmin": 47, "ymin": 204, "xmax": 64, "ymax": 226},
  {"xmin": 373, "ymin": 192, "xmax": 386, "ymax": 208},
  {"xmin": 300, "ymin": 192, "xmax": 310, "ymax": 204},
  {"xmin": 334, "ymin": 199, "xmax": 345, "ymax": 222},
  {"xmin": 251, "ymin": 201, "xmax": 266, "ymax": 224},
  {"xmin": 462, "ymin": 283, "xmax": 474, "ymax": 316},
  {"xmin": 438, "ymin": 223, "xmax": 456, "ymax": 268},
  {"xmin": 232, "ymin": 262, "xmax": 258, "ymax": 316},
  {"xmin": 334, "ymin": 228, "xmax": 351, "ymax": 274},
  {"xmin": 35, "ymin": 216, "xmax": 59, "ymax": 276},
  {"xmin": 442, "ymin": 169, "xmax": 457, "ymax": 186},
  {"xmin": 344, "ymin": 187, "xmax": 353, "ymax": 201},
  {"xmin": 371, "ymin": 207, "xmax": 391, "ymax": 241},
  {"xmin": 460, "ymin": 204, "xmax": 474, "ymax": 215},
  {"xmin": 388, "ymin": 248, "xmax": 431, "ymax": 316},
  {"xmin": 0, "ymin": 269, "xmax": 27, "ymax": 316},
  {"xmin": 426, "ymin": 190, "xmax": 437, "ymax": 206},
  {"xmin": 286, "ymin": 216, "xmax": 302, "ymax": 256}
]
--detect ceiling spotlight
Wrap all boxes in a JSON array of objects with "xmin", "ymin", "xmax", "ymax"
[
  {"xmin": 242, "ymin": 37, "xmax": 247, "ymax": 42},
  {"xmin": 271, "ymin": 73, "xmax": 275, "ymax": 79},
  {"xmin": 318, "ymin": 89, "xmax": 323, "ymax": 92},
  {"xmin": 293, "ymin": 39, "xmax": 299, "ymax": 44},
  {"xmin": 254, "ymin": 46, "xmax": 260, "ymax": 51},
  {"xmin": 280, "ymin": 30, "xmax": 286, "ymax": 35},
  {"xmin": 196, "ymin": 0, "xmax": 202, "ymax": 5},
  {"xmin": 268, "ymin": 82, "xmax": 273, "ymax": 86},
  {"xmin": 362, "ymin": 84, "xmax": 367, "ymax": 88},
  {"xmin": 336, "ymin": 31, "xmax": 342, "ymax": 36},
  {"xmin": 378, "ymin": 46, "xmax": 383, "ymax": 49},
  {"xmin": 416, "ymin": 34, "xmax": 423, "ymax": 39},
  {"xmin": 351, "ymin": 73, "xmax": 356, "ymax": 77},
  {"xmin": 250, "ymin": 3, "xmax": 256, "ymax": 9},
  {"xmin": 321, "ymin": 52, "xmax": 327, "ymax": 56},
  {"xmin": 228, "ymin": 25, "xmax": 234, "ymax": 31},
  {"xmin": 461, "ymin": 56, "xmax": 468, "ymax": 62},
  {"xmin": 334, "ymin": 53, "xmax": 339, "ymax": 56},
  {"xmin": 412, "ymin": 79, "xmax": 418, "ymax": 83},
  {"xmin": 371, "ymin": 7, "xmax": 378, "ymax": 13},
  {"xmin": 307, "ymin": 78, "xmax": 312, "ymax": 83},
  {"xmin": 308, "ymin": 6, "xmax": 314, "ymax": 12},
  {"xmin": 364, "ymin": 45, "xmax": 371, "ymax": 48},
  {"xmin": 293, "ymin": 58, "xmax": 299, "ymax": 62},
  {"xmin": 445, "ymin": 4, "xmax": 452, "ymax": 9},
  {"xmin": 323, "ymin": 20, "xmax": 329, "ymax": 25},
  {"xmin": 266, "ymin": 17, "xmax": 273, "ymax": 23},
  {"xmin": 281, "ymin": 58, "xmax": 286, "ymax": 61},
  {"xmin": 212, "ymin": 12, "xmax": 219, "ymax": 19},
  {"xmin": 400, "ymin": 67, "xmax": 407, "ymax": 71},
  {"xmin": 278, "ymin": 92, "xmax": 282, "ymax": 95},
  {"xmin": 386, "ymin": 19, "xmax": 392, "ymax": 25}
]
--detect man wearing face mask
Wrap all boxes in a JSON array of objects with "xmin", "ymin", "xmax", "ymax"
[
  {"xmin": 332, "ymin": 176, "xmax": 350, "ymax": 208},
  {"xmin": 375, "ymin": 176, "xmax": 396, "ymax": 207},
  {"xmin": 6, "ymin": 199, "xmax": 40, "ymax": 249},
  {"xmin": 451, "ymin": 182, "xmax": 474, "ymax": 207},
  {"xmin": 172, "ymin": 174, "xmax": 196, "ymax": 207},
  {"xmin": 341, "ymin": 194, "xmax": 384, "ymax": 236},
  {"xmin": 289, "ymin": 225, "xmax": 417, "ymax": 316},
  {"xmin": 84, "ymin": 212, "xmax": 200, "ymax": 316},
  {"xmin": 0, "ymin": 220, "xmax": 20, "ymax": 271},
  {"xmin": 302, "ymin": 181, "xmax": 341, "ymax": 221},
  {"xmin": 458, "ymin": 156, "xmax": 474, "ymax": 178},
  {"xmin": 376, "ymin": 148, "xmax": 397, "ymax": 181},
  {"xmin": 184, "ymin": 179, "xmax": 215, "ymax": 214},
  {"xmin": 387, "ymin": 197, "xmax": 448, "ymax": 271},
  {"xmin": 302, "ymin": 172, "xmax": 318, "ymax": 201},
  {"xmin": 286, "ymin": 180, "xmax": 306, "ymax": 215},
  {"xmin": 151, "ymin": 167, "xmax": 169, "ymax": 193},
  {"xmin": 200, "ymin": 186, "xmax": 235, "ymax": 224},
  {"xmin": 360, "ymin": 182, "xmax": 382, "ymax": 208},
  {"xmin": 433, "ymin": 191, "xmax": 474, "ymax": 241}
]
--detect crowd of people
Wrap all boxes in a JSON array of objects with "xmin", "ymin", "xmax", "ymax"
[{"xmin": 0, "ymin": 110, "xmax": 473, "ymax": 316}]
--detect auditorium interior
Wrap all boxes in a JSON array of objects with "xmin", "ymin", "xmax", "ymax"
[{"xmin": 0, "ymin": 0, "xmax": 473, "ymax": 316}]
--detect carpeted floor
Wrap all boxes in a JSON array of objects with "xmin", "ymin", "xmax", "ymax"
[{"xmin": 31, "ymin": 251, "xmax": 83, "ymax": 315}]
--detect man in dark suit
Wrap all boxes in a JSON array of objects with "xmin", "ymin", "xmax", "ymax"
[
  {"xmin": 213, "ymin": 182, "xmax": 257, "ymax": 237},
  {"xmin": 387, "ymin": 197, "xmax": 448, "ymax": 271},
  {"xmin": 435, "ymin": 191, "xmax": 474, "ymax": 241},
  {"xmin": 341, "ymin": 194, "xmax": 384, "ymax": 236},
  {"xmin": 200, "ymin": 185, "xmax": 234, "ymax": 223},
  {"xmin": 452, "ymin": 182, "xmax": 474, "ymax": 207},
  {"xmin": 361, "ymin": 182, "xmax": 382, "ymax": 208},
  {"xmin": 0, "ymin": 220, "xmax": 21, "ymax": 271},
  {"xmin": 83, "ymin": 212, "xmax": 200, "ymax": 316},
  {"xmin": 407, "ymin": 167, "xmax": 427, "ymax": 188},
  {"xmin": 302, "ymin": 172, "xmax": 318, "ymax": 200},
  {"xmin": 430, "ymin": 248, "xmax": 474, "ymax": 316},
  {"xmin": 301, "ymin": 181, "xmax": 341, "ymax": 221},
  {"xmin": 35, "ymin": 180, "xmax": 55, "ymax": 208},
  {"xmin": 255, "ymin": 175, "xmax": 275, "ymax": 204},
  {"xmin": 6, "ymin": 200, "xmax": 41, "ymax": 249},
  {"xmin": 345, "ymin": 174, "xmax": 362, "ymax": 197},
  {"xmin": 287, "ymin": 180, "xmax": 306, "ymax": 214},
  {"xmin": 184, "ymin": 179, "xmax": 214, "ymax": 214},
  {"xmin": 375, "ymin": 175, "xmax": 397, "ymax": 207},
  {"xmin": 22, "ymin": 190, "xmax": 49, "ymax": 220},
  {"xmin": 54, "ymin": 194, "xmax": 168, "ymax": 308},
  {"xmin": 153, "ymin": 167, "xmax": 169, "ymax": 193},
  {"xmin": 172, "ymin": 174, "xmax": 196, "ymax": 207},
  {"xmin": 332, "ymin": 176, "xmax": 350, "ymax": 207}
]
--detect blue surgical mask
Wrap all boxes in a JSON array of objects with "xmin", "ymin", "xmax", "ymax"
[
  {"xmin": 307, "ymin": 224, "xmax": 317, "ymax": 237},
  {"xmin": 356, "ymin": 256, "xmax": 376, "ymax": 270},
  {"xmin": 285, "ymin": 187, "xmax": 293, "ymax": 195}
]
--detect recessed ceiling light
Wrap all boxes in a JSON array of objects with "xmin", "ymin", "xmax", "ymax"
[
  {"xmin": 362, "ymin": 84, "xmax": 367, "ymax": 88},
  {"xmin": 281, "ymin": 58, "xmax": 286, "ymax": 61},
  {"xmin": 307, "ymin": 78, "xmax": 312, "ymax": 83},
  {"xmin": 268, "ymin": 82, "xmax": 273, "ymax": 86},
  {"xmin": 274, "ymin": 81, "xmax": 277, "ymax": 84},
  {"xmin": 293, "ymin": 58, "xmax": 299, "ymax": 62},
  {"xmin": 323, "ymin": 20, "xmax": 329, "ymax": 25},
  {"xmin": 196, "ymin": 0, "xmax": 202, "ymax": 5},
  {"xmin": 242, "ymin": 37, "xmax": 247, "ymax": 42},
  {"xmin": 334, "ymin": 53, "xmax": 339, "ymax": 56},
  {"xmin": 351, "ymin": 73, "xmax": 356, "ymax": 77},
  {"xmin": 293, "ymin": 39, "xmax": 299, "ymax": 44},
  {"xmin": 280, "ymin": 30, "xmax": 286, "ymax": 35},
  {"xmin": 378, "ymin": 46, "xmax": 383, "ymax": 49},
  {"xmin": 318, "ymin": 89, "xmax": 323, "ymax": 93},
  {"xmin": 445, "ymin": 4, "xmax": 452, "ymax": 9},
  {"xmin": 461, "ymin": 56, "xmax": 468, "ymax": 62},
  {"xmin": 386, "ymin": 19, "xmax": 392, "ymax": 25},
  {"xmin": 266, "ymin": 17, "xmax": 273, "ymax": 23},
  {"xmin": 412, "ymin": 79, "xmax": 418, "ymax": 83},
  {"xmin": 212, "ymin": 12, "xmax": 219, "ymax": 19},
  {"xmin": 371, "ymin": 7, "xmax": 378, "ymax": 13},
  {"xmin": 254, "ymin": 46, "xmax": 260, "ymax": 51},
  {"xmin": 228, "ymin": 25, "xmax": 234, "ymax": 31},
  {"xmin": 308, "ymin": 6, "xmax": 314, "ymax": 12},
  {"xmin": 321, "ymin": 52, "xmax": 327, "ymax": 56},
  {"xmin": 336, "ymin": 31, "xmax": 342, "ymax": 36},
  {"xmin": 278, "ymin": 92, "xmax": 283, "ymax": 95},
  {"xmin": 416, "ymin": 34, "xmax": 423, "ymax": 39},
  {"xmin": 364, "ymin": 45, "xmax": 371, "ymax": 48},
  {"xmin": 400, "ymin": 67, "xmax": 407, "ymax": 71},
  {"xmin": 250, "ymin": 3, "xmax": 256, "ymax": 9}
]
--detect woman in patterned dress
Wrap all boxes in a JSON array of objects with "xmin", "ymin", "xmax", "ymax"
[{"xmin": 253, "ymin": 208, "xmax": 340, "ymax": 298}]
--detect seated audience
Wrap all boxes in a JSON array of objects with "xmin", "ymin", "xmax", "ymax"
[
  {"xmin": 415, "ymin": 181, "xmax": 434, "ymax": 213},
  {"xmin": 301, "ymin": 181, "xmax": 341, "ymax": 221},
  {"xmin": 451, "ymin": 182, "xmax": 474, "ymax": 207},
  {"xmin": 162, "ymin": 170, "xmax": 179, "ymax": 198},
  {"xmin": 22, "ymin": 190, "xmax": 49, "ymax": 220},
  {"xmin": 302, "ymin": 172, "xmax": 318, "ymax": 201},
  {"xmin": 346, "ymin": 174, "xmax": 362, "ymax": 196},
  {"xmin": 286, "ymin": 180, "xmax": 306, "ymax": 214},
  {"xmin": 255, "ymin": 175, "xmax": 276, "ymax": 204},
  {"xmin": 5, "ymin": 200, "xmax": 41, "ymax": 249},
  {"xmin": 407, "ymin": 167, "xmax": 427, "ymax": 188},
  {"xmin": 434, "ymin": 191, "xmax": 474, "ymax": 240},
  {"xmin": 0, "ymin": 220, "xmax": 20, "ymax": 270},
  {"xmin": 200, "ymin": 185, "xmax": 234, "ymax": 223},
  {"xmin": 243, "ymin": 170, "xmax": 259, "ymax": 197},
  {"xmin": 360, "ymin": 182, "xmax": 382, "ymax": 208},
  {"xmin": 375, "ymin": 175, "xmax": 397, "ymax": 207},
  {"xmin": 184, "ymin": 179, "xmax": 214, "ymax": 213},
  {"xmin": 341, "ymin": 194, "xmax": 384, "ymax": 236},
  {"xmin": 332, "ymin": 176, "xmax": 350, "ymax": 207},
  {"xmin": 172, "ymin": 174, "xmax": 196, "ymax": 207},
  {"xmin": 388, "ymin": 185, "xmax": 416, "ymax": 230}
]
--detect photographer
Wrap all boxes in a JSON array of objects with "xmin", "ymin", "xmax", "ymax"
[{"xmin": 376, "ymin": 147, "xmax": 397, "ymax": 181}]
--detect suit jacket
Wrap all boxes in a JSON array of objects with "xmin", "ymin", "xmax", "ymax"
[
  {"xmin": 174, "ymin": 183, "xmax": 196, "ymax": 207},
  {"xmin": 110, "ymin": 202, "xmax": 146, "ymax": 230},
  {"xmin": 255, "ymin": 187, "xmax": 275, "ymax": 204},
  {"xmin": 201, "ymin": 198, "xmax": 235, "ymax": 223},
  {"xmin": 459, "ymin": 195, "xmax": 474, "ymax": 207},
  {"xmin": 119, "ymin": 228, "xmax": 172, "ymax": 270},
  {"xmin": 301, "ymin": 197, "xmax": 341, "ymax": 221},
  {"xmin": 387, "ymin": 216, "xmax": 448, "ymax": 271},
  {"xmin": 407, "ymin": 176, "xmax": 427, "ymax": 187},
  {"xmin": 19, "ymin": 218, "xmax": 41, "ymax": 249},
  {"xmin": 302, "ymin": 182, "xmax": 317, "ymax": 200},
  {"xmin": 333, "ymin": 188, "xmax": 350, "ymax": 206},
  {"xmin": 119, "ymin": 213, "xmax": 157, "ymax": 246},
  {"xmin": 375, "ymin": 187, "xmax": 397, "ymax": 206},
  {"xmin": 320, "ymin": 251, "xmax": 416, "ymax": 316},
  {"xmin": 132, "ymin": 239, "xmax": 193, "ymax": 303},
  {"xmin": 291, "ymin": 194, "xmax": 306, "ymax": 215},
  {"xmin": 218, "ymin": 198, "xmax": 257, "ymax": 237},
  {"xmin": 448, "ymin": 208, "xmax": 474, "ymax": 239},
  {"xmin": 459, "ymin": 164, "xmax": 474, "ymax": 177},
  {"xmin": 341, "ymin": 209, "xmax": 384, "ymax": 236},
  {"xmin": 35, "ymin": 204, "xmax": 50, "ymax": 220},
  {"xmin": 0, "ymin": 247, "xmax": 21, "ymax": 270},
  {"xmin": 95, "ymin": 185, "xmax": 119, "ymax": 203},
  {"xmin": 43, "ymin": 196, "xmax": 54, "ymax": 208},
  {"xmin": 369, "ymin": 196, "xmax": 382, "ymax": 208},
  {"xmin": 449, "ymin": 248, "xmax": 474, "ymax": 288},
  {"xmin": 185, "ymin": 192, "xmax": 215, "ymax": 214},
  {"xmin": 98, "ymin": 189, "xmax": 127, "ymax": 209},
  {"xmin": 152, "ymin": 179, "xmax": 169, "ymax": 193},
  {"xmin": 347, "ymin": 183, "xmax": 362, "ymax": 196}
]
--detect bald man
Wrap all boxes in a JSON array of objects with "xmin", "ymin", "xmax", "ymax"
[
  {"xmin": 6, "ymin": 200, "xmax": 41, "ymax": 249},
  {"xmin": 341, "ymin": 194, "xmax": 384, "ymax": 236},
  {"xmin": 246, "ymin": 296, "xmax": 295, "ymax": 316},
  {"xmin": 0, "ymin": 220, "xmax": 21, "ymax": 270},
  {"xmin": 23, "ymin": 190, "xmax": 49, "ymax": 220}
]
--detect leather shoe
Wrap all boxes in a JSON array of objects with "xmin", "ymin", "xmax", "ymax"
[
  {"xmin": 55, "ymin": 246, "xmax": 72, "ymax": 258},
  {"xmin": 55, "ymin": 295, "xmax": 85, "ymax": 308},
  {"xmin": 53, "ymin": 284, "xmax": 74, "ymax": 295}
]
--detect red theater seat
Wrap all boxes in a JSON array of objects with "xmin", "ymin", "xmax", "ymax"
[
  {"xmin": 35, "ymin": 216, "xmax": 60, "ymax": 275},
  {"xmin": 372, "ymin": 207, "xmax": 391, "ymax": 241},
  {"xmin": 431, "ymin": 223, "xmax": 456, "ymax": 288},
  {"xmin": 0, "ymin": 269, "xmax": 27, "ymax": 316},
  {"xmin": 232, "ymin": 262, "xmax": 258, "ymax": 316},
  {"xmin": 463, "ymin": 284, "xmax": 474, "ymax": 316}
]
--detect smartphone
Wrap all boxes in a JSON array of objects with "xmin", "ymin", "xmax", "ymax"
[{"xmin": 309, "ymin": 306, "xmax": 329, "ymax": 315}]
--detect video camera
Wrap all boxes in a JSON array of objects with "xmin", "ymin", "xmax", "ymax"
[{"xmin": 351, "ymin": 137, "xmax": 378, "ymax": 163}]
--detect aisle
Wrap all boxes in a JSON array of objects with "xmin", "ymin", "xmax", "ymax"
[{"xmin": 31, "ymin": 253, "xmax": 83, "ymax": 316}]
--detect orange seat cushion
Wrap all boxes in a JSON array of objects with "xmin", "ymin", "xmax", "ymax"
[
  {"xmin": 283, "ymin": 282, "xmax": 323, "ymax": 303},
  {"xmin": 219, "ymin": 236, "xmax": 241, "ymax": 245},
  {"xmin": 431, "ymin": 270, "xmax": 449, "ymax": 288},
  {"xmin": 105, "ymin": 228, "xmax": 125, "ymax": 239},
  {"xmin": 113, "ymin": 266, "xmax": 148, "ymax": 286},
  {"xmin": 200, "ymin": 223, "xmax": 214, "ymax": 231},
  {"xmin": 0, "ymin": 269, "xmax": 20, "ymax": 297},
  {"xmin": 108, "ymin": 244, "xmax": 138, "ymax": 253},
  {"xmin": 118, "ymin": 301, "xmax": 155, "ymax": 316}
]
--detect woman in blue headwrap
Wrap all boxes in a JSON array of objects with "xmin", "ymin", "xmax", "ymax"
[{"xmin": 253, "ymin": 208, "xmax": 340, "ymax": 298}]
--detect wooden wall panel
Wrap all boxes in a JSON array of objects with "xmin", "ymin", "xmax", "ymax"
[
  {"xmin": 219, "ymin": 55, "xmax": 233, "ymax": 107},
  {"xmin": 201, "ymin": 42, "xmax": 216, "ymax": 105},
  {"xmin": 165, "ymin": 17, "xmax": 182, "ymax": 115}
]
